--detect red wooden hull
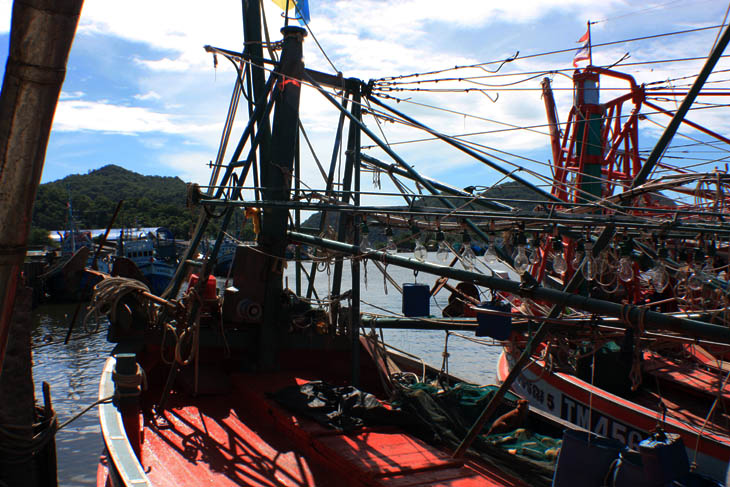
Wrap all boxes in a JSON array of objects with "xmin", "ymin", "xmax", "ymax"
[
  {"xmin": 98, "ymin": 350, "xmax": 527, "ymax": 487},
  {"xmin": 496, "ymin": 346, "xmax": 730, "ymax": 481}
]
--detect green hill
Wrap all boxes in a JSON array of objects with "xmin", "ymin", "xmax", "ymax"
[{"xmin": 32, "ymin": 164, "xmax": 193, "ymax": 239}]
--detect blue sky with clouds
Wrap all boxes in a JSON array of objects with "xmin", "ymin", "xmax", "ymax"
[{"xmin": 1, "ymin": 0, "xmax": 729, "ymax": 203}]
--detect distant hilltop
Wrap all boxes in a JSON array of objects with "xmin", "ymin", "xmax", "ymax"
[{"xmin": 32, "ymin": 164, "xmax": 191, "ymax": 239}]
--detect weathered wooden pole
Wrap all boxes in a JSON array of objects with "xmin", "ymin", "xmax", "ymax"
[
  {"xmin": 0, "ymin": 0, "xmax": 83, "ymax": 374},
  {"xmin": 0, "ymin": 286, "xmax": 41, "ymax": 486}
]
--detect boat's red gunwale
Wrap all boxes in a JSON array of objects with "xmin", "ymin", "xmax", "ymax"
[{"xmin": 98, "ymin": 357, "xmax": 152, "ymax": 487}]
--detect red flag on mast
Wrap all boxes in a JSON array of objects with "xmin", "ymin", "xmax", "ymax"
[{"xmin": 573, "ymin": 27, "xmax": 591, "ymax": 67}]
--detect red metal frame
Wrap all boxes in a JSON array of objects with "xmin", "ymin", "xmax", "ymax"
[{"xmin": 550, "ymin": 67, "xmax": 646, "ymax": 206}]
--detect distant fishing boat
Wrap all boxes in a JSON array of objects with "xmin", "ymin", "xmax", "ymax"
[{"xmin": 114, "ymin": 229, "xmax": 175, "ymax": 295}]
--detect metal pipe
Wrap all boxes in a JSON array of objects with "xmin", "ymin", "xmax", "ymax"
[
  {"xmin": 288, "ymin": 230, "xmax": 730, "ymax": 344},
  {"xmin": 196, "ymin": 198, "xmax": 730, "ymax": 236},
  {"xmin": 366, "ymin": 94, "xmax": 563, "ymax": 204},
  {"xmin": 360, "ymin": 153, "xmax": 512, "ymax": 211},
  {"xmin": 303, "ymin": 73, "xmax": 505, "ymax": 261}
]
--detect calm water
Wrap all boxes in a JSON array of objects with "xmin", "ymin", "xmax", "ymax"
[{"xmin": 32, "ymin": 253, "xmax": 508, "ymax": 485}]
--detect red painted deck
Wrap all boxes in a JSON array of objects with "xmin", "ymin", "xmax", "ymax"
[
  {"xmin": 126, "ymin": 370, "xmax": 524, "ymax": 487},
  {"xmin": 643, "ymin": 350, "xmax": 730, "ymax": 406}
]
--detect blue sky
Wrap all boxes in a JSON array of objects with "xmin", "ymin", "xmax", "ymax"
[{"xmin": 1, "ymin": 0, "xmax": 729, "ymax": 205}]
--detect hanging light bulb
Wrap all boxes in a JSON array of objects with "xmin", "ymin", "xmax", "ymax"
[
  {"xmin": 385, "ymin": 226, "xmax": 397, "ymax": 255},
  {"xmin": 552, "ymin": 236, "xmax": 567, "ymax": 275},
  {"xmin": 359, "ymin": 222, "xmax": 371, "ymax": 252},
  {"xmin": 482, "ymin": 232, "xmax": 498, "ymax": 264},
  {"xmin": 529, "ymin": 237, "xmax": 541, "ymax": 265},
  {"xmin": 651, "ymin": 262, "xmax": 669, "ymax": 293},
  {"xmin": 583, "ymin": 241, "xmax": 596, "ymax": 281},
  {"xmin": 650, "ymin": 246, "xmax": 669, "ymax": 293},
  {"xmin": 618, "ymin": 256, "xmax": 634, "ymax": 282},
  {"xmin": 617, "ymin": 237, "xmax": 634, "ymax": 282},
  {"xmin": 414, "ymin": 238, "xmax": 428, "ymax": 262},
  {"xmin": 461, "ymin": 230, "xmax": 476, "ymax": 270},
  {"xmin": 688, "ymin": 249, "xmax": 704, "ymax": 291},
  {"xmin": 514, "ymin": 232, "xmax": 529, "ymax": 273},
  {"xmin": 688, "ymin": 266, "xmax": 703, "ymax": 291},
  {"xmin": 702, "ymin": 241, "xmax": 717, "ymax": 282},
  {"xmin": 411, "ymin": 224, "xmax": 428, "ymax": 262},
  {"xmin": 436, "ymin": 230, "xmax": 449, "ymax": 263},
  {"xmin": 572, "ymin": 240, "xmax": 585, "ymax": 271}
]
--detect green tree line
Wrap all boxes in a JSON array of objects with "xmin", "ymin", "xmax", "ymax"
[{"xmin": 30, "ymin": 164, "xmax": 245, "ymax": 245}]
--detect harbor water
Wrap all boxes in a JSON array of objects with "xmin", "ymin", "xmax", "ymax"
[{"xmin": 31, "ymin": 254, "xmax": 507, "ymax": 485}]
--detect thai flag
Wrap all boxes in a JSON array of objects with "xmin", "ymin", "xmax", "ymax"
[{"xmin": 573, "ymin": 29, "xmax": 590, "ymax": 67}]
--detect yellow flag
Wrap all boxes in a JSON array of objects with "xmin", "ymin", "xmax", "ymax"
[
  {"xmin": 271, "ymin": 0, "xmax": 296, "ymax": 12},
  {"xmin": 270, "ymin": 0, "xmax": 310, "ymax": 24}
]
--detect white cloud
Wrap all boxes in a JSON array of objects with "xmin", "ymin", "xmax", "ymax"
[
  {"xmin": 159, "ymin": 151, "xmax": 216, "ymax": 185},
  {"xmin": 59, "ymin": 90, "xmax": 85, "ymax": 100},
  {"xmin": 133, "ymin": 91, "xmax": 161, "ymax": 101},
  {"xmin": 53, "ymin": 99, "xmax": 213, "ymax": 135},
  {"xmin": 0, "ymin": 0, "xmax": 10, "ymax": 34}
]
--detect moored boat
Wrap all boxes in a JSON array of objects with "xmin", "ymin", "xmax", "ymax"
[
  {"xmin": 115, "ymin": 230, "xmax": 175, "ymax": 295},
  {"xmin": 497, "ymin": 342, "xmax": 730, "ymax": 480}
]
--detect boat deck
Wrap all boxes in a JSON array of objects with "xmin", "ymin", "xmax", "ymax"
[{"xmin": 131, "ymin": 369, "xmax": 524, "ymax": 487}]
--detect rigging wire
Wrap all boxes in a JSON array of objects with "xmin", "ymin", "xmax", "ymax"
[
  {"xmin": 209, "ymin": 46, "xmax": 730, "ymax": 158},
  {"xmin": 591, "ymin": 0, "xmax": 688, "ymax": 24},
  {"xmin": 207, "ymin": 53, "xmax": 730, "ymax": 217},
  {"xmin": 375, "ymin": 24, "xmax": 730, "ymax": 83}
]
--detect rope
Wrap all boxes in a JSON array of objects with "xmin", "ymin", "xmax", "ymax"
[
  {"xmin": 691, "ymin": 368, "xmax": 730, "ymax": 470},
  {"xmin": 57, "ymin": 395, "xmax": 114, "ymax": 431},
  {"xmin": 84, "ymin": 277, "xmax": 154, "ymax": 333},
  {"xmin": 112, "ymin": 363, "xmax": 148, "ymax": 398},
  {"xmin": 0, "ymin": 406, "xmax": 57, "ymax": 465}
]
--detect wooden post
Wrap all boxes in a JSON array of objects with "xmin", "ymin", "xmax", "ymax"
[
  {"xmin": 0, "ymin": 0, "xmax": 84, "ymax": 374},
  {"xmin": 0, "ymin": 286, "xmax": 39, "ymax": 486}
]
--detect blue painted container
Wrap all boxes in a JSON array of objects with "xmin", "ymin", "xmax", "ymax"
[
  {"xmin": 402, "ymin": 283, "xmax": 430, "ymax": 317},
  {"xmin": 613, "ymin": 449, "xmax": 653, "ymax": 487},
  {"xmin": 475, "ymin": 301, "xmax": 512, "ymax": 340},
  {"xmin": 639, "ymin": 432, "xmax": 689, "ymax": 485},
  {"xmin": 553, "ymin": 430, "xmax": 624, "ymax": 487}
]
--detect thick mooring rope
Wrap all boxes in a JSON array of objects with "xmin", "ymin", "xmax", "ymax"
[{"xmin": 84, "ymin": 277, "xmax": 153, "ymax": 332}]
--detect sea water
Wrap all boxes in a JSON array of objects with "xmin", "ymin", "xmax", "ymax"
[{"xmin": 30, "ymin": 253, "xmax": 508, "ymax": 485}]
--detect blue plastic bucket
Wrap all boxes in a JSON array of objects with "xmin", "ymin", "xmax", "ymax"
[
  {"xmin": 613, "ymin": 449, "xmax": 653, "ymax": 487},
  {"xmin": 475, "ymin": 301, "xmax": 512, "ymax": 340},
  {"xmin": 553, "ymin": 430, "xmax": 624, "ymax": 487},
  {"xmin": 402, "ymin": 283, "xmax": 430, "ymax": 317},
  {"xmin": 639, "ymin": 432, "xmax": 689, "ymax": 485}
]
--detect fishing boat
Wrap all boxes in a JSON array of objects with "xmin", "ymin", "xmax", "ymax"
[
  {"xmin": 92, "ymin": 2, "xmax": 730, "ymax": 486},
  {"xmin": 489, "ymin": 61, "xmax": 730, "ymax": 481},
  {"xmin": 40, "ymin": 201, "xmax": 111, "ymax": 301},
  {"xmin": 114, "ymin": 229, "xmax": 175, "ymax": 295}
]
